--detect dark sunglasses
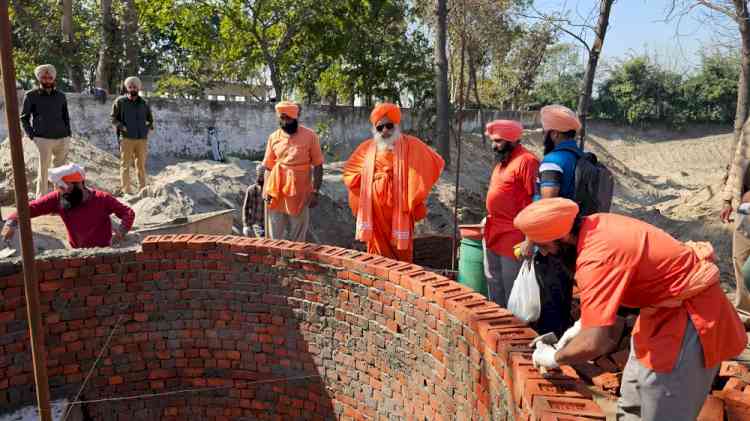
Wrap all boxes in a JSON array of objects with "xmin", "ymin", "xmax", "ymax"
[{"xmin": 376, "ymin": 123, "xmax": 394, "ymax": 132}]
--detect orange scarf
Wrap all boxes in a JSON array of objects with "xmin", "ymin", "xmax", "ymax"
[{"xmin": 355, "ymin": 137, "xmax": 411, "ymax": 250}]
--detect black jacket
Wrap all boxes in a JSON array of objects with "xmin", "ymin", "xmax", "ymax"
[
  {"xmin": 20, "ymin": 88, "xmax": 72, "ymax": 139},
  {"xmin": 111, "ymin": 95, "xmax": 154, "ymax": 140}
]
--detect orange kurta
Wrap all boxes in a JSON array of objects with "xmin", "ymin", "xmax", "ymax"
[
  {"xmin": 576, "ymin": 214, "xmax": 747, "ymax": 372},
  {"xmin": 262, "ymin": 125, "xmax": 324, "ymax": 216},
  {"xmin": 343, "ymin": 135, "xmax": 444, "ymax": 262}
]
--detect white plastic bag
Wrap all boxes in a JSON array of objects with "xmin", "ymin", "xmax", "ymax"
[{"xmin": 507, "ymin": 257, "xmax": 541, "ymax": 323}]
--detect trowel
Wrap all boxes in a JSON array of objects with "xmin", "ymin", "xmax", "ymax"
[{"xmin": 0, "ymin": 239, "xmax": 16, "ymax": 259}]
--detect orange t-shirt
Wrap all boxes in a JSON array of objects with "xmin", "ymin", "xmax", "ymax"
[
  {"xmin": 262, "ymin": 125, "xmax": 324, "ymax": 216},
  {"xmin": 575, "ymin": 214, "xmax": 746, "ymax": 372},
  {"xmin": 484, "ymin": 145, "xmax": 539, "ymax": 257}
]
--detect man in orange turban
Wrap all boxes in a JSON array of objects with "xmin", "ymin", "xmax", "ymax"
[
  {"xmin": 262, "ymin": 101, "xmax": 324, "ymax": 241},
  {"xmin": 482, "ymin": 120, "xmax": 539, "ymax": 307},
  {"xmin": 514, "ymin": 198, "xmax": 747, "ymax": 421},
  {"xmin": 342, "ymin": 103, "xmax": 445, "ymax": 262}
]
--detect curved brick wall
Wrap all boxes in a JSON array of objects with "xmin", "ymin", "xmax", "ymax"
[{"xmin": 0, "ymin": 235, "xmax": 604, "ymax": 420}]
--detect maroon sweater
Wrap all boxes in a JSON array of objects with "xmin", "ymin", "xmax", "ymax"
[{"xmin": 8, "ymin": 190, "xmax": 135, "ymax": 248}]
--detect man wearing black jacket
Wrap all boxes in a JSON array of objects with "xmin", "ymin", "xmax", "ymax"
[
  {"xmin": 111, "ymin": 76, "xmax": 154, "ymax": 195},
  {"xmin": 20, "ymin": 64, "xmax": 72, "ymax": 198}
]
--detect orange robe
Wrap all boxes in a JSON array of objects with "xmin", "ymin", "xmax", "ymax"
[
  {"xmin": 342, "ymin": 135, "xmax": 444, "ymax": 262},
  {"xmin": 262, "ymin": 125, "xmax": 324, "ymax": 216}
]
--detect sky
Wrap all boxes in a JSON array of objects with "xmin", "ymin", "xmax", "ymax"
[{"xmin": 533, "ymin": 0, "xmax": 735, "ymax": 71}]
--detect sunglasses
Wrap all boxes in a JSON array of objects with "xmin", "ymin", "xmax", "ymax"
[{"xmin": 376, "ymin": 123, "xmax": 394, "ymax": 132}]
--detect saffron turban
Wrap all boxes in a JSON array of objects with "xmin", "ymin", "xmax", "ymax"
[
  {"xmin": 124, "ymin": 76, "xmax": 142, "ymax": 90},
  {"xmin": 370, "ymin": 103, "xmax": 401, "ymax": 125},
  {"xmin": 485, "ymin": 120, "xmax": 523, "ymax": 142},
  {"xmin": 540, "ymin": 105, "xmax": 581, "ymax": 133},
  {"xmin": 49, "ymin": 163, "xmax": 86, "ymax": 188},
  {"xmin": 513, "ymin": 198, "xmax": 579, "ymax": 243},
  {"xmin": 275, "ymin": 101, "xmax": 299, "ymax": 119},
  {"xmin": 34, "ymin": 64, "xmax": 56, "ymax": 81}
]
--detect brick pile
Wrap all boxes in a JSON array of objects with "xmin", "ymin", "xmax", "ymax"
[{"xmin": 0, "ymin": 234, "xmax": 609, "ymax": 420}]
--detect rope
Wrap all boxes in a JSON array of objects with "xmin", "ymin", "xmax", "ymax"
[
  {"xmin": 62, "ymin": 312, "xmax": 127, "ymax": 421},
  {"xmin": 66, "ymin": 375, "xmax": 321, "ymax": 405}
]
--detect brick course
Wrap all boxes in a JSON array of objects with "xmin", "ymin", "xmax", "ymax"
[{"xmin": 0, "ymin": 235, "xmax": 604, "ymax": 420}]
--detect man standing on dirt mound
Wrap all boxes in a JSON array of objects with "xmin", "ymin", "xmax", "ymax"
[
  {"xmin": 342, "ymin": 103, "xmax": 444, "ymax": 263},
  {"xmin": 262, "ymin": 101, "xmax": 324, "ymax": 242},
  {"xmin": 720, "ymin": 118, "xmax": 750, "ymax": 329},
  {"xmin": 1, "ymin": 163, "xmax": 135, "ymax": 249},
  {"xmin": 518, "ymin": 198, "xmax": 747, "ymax": 421},
  {"xmin": 482, "ymin": 119, "xmax": 539, "ymax": 306},
  {"xmin": 111, "ymin": 76, "xmax": 154, "ymax": 195},
  {"xmin": 21, "ymin": 64, "xmax": 72, "ymax": 199}
]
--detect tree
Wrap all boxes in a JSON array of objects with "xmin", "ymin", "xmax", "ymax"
[
  {"xmin": 435, "ymin": 0, "xmax": 451, "ymax": 164},
  {"xmin": 669, "ymin": 0, "xmax": 749, "ymax": 144},
  {"xmin": 95, "ymin": 0, "xmax": 117, "ymax": 92}
]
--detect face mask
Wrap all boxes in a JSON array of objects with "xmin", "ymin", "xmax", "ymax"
[
  {"xmin": 493, "ymin": 142, "xmax": 515, "ymax": 164},
  {"xmin": 128, "ymin": 90, "xmax": 138, "ymax": 98},
  {"xmin": 61, "ymin": 185, "xmax": 84, "ymax": 210},
  {"xmin": 280, "ymin": 119, "xmax": 298, "ymax": 134},
  {"xmin": 544, "ymin": 132, "xmax": 556, "ymax": 155}
]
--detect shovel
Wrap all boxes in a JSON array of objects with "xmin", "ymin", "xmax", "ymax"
[{"xmin": 0, "ymin": 239, "xmax": 16, "ymax": 259}]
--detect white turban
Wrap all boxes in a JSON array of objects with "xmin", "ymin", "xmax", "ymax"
[
  {"xmin": 48, "ymin": 163, "xmax": 86, "ymax": 189},
  {"xmin": 34, "ymin": 64, "xmax": 56, "ymax": 81},
  {"xmin": 124, "ymin": 76, "xmax": 142, "ymax": 90}
]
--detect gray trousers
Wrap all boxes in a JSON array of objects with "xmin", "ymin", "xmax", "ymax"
[
  {"xmin": 484, "ymin": 248, "xmax": 522, "ymax": 308},
  {"xmin": 617, "ymin": 318, "xmax": 718, "ymax": 421},
  {"xmin": 266, "ymin": 206, "xmax": 309, "ymax": 242}
]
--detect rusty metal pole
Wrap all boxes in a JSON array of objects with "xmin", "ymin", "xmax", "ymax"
[{"xmin": 0, "ymin": 1, "xmax": 52, "ymax": 420}]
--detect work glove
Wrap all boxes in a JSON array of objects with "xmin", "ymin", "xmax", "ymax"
[
  {"xmin": 252, "ymin": 224, "xmax": 264, "ymax": 238},
  {"xmin": 243, "ymin": 226, "xmax": 252, "ymax": 237},
  {"xmin": 555, "ymin": 320, "xmax": 582, "ymax": 350},
  {"xmin": 532, "ymin": 342, "xmax": 559, "ymax": 370}
]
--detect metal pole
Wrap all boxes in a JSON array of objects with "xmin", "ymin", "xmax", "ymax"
[{"xmin": 0, "ymin": 1, "xmax": 52, "ymax": 420}]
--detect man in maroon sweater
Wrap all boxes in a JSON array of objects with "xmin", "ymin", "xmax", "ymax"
[{"xmin": 1, "ymin": 163, "xmax": 135, "ymax": 248}]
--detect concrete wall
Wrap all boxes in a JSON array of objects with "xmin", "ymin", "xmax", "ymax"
[{"xmin": 2, "ymin": 91, "xmax": 539, "ymax": 159}]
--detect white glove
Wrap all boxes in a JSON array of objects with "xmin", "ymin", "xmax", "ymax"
[
  {"xmin": 242, "ymin": 226, "xmax": 252, "ymax": 237},
  {"xmin": 252, "ymin": 224, "xmax": 265, "ymax": 238},
  {"xmin": 555, "ymin": 320, "xmax": 582, "ymax": 350},
  {"xmin": 532, "ymin": 342, "xmax": 559, "ymax": 369}
]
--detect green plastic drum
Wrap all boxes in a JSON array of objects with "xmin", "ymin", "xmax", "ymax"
[{"xmin": 457, "ymin": 238, "xmax": 487, "ymax": 296}]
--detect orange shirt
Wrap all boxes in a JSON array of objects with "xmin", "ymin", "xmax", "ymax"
[
  {"xmin": 484, "ymin": 145, "xmax": 539, "ymax": 257},
  {"xmin": 262, "ymin": 125, "xmax": 324, "ymax": 216},
  {"xmin": 575, "ymin": 214, "xmax": 746, "ymax": 372}
]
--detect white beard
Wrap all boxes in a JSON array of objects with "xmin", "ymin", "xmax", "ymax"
[{"xmin": 373, "ymin": 126, "xmax": 401, "ymax": 151}]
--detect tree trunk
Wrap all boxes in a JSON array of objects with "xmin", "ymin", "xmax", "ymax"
[
  {"xmin": 61, "ymin": 0, "xmax": 84, "ymax": 92},
  {"xmin": 268, "ymin": 63, "xmax": 283, "ymax": 101},
  {"xmin": 122, "ymin": 0, "xmax": 140, "ymax": 76},
  {"xmin": 95, "ymin": 0, "xmax": 116, "ymax": 93},
  {"xmin": 577, "ymin": 0, "xmax": 614, "ymax": 148},
  {"xmin": 435, "ymin": 0, "xmax": 451, "ymax": 164},
  {"xmin": 733, "ymin": 0, "xmax": 750, "ymax": 146},
  {"xmin": 62, "ymin": 0, "xmax": 73, "ymax": 43},
  {"xmin": 468, "ymin": 48, "xmax": 486, "ymax": 144}
]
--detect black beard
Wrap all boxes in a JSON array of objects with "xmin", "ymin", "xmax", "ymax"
[
  {"xmin": 61, "ymin": 187, "xmax": 84, "ymax": 210},
  {"xmin": 493, "ymin": 143, "xmax": 515, "ymax": 164},
  {"xmin": 555, "ymin": 241, "xmax": 578, "ymax": 273},
  {"xmin": 41, "ymin": 82, "xmax": 55, "ymax": 90},
  {"xmin": 128, "ymin": 91, "xmax": 138, "ymax": 98},
  {"xmin": 280, "ymin": 120, "xmax": 298, "ymax": 134},
  {"xmin": 544, "ymin": 133, "xmax": 556, "ymax": 155}
]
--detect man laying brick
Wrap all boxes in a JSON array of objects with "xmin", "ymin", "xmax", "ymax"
[
  {"xmin": 515, "ymin": 198, "xmax": 747, "ymax": 421},
  {"xmin": 1, "ymin": 163, "xmax": 135, "ymax": 248}
]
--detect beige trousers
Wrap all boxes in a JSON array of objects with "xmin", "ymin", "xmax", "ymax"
[
  {"xmin": 120, "ymin": 137, "xmax": 148, "ymax": 193},
  {"xmin": 266, "ymin": 206, "xmax": 309, "ymax": 242},
  {"xmin": 732, "ymin": 225, "xmax": 750, "ymax": 316},
  {"xmin": 34, "ymin": 136, "xmax": 69, "ymax": 197}
]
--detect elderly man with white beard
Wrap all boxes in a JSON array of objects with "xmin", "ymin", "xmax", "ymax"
[{"xmin": 342, "ymin": 103, "xmax": 445, "ymax": 262}]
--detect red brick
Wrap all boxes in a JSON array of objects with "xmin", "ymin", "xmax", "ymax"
[
  {"xmin": 109, "ymin": 376, "xmax": 124, "ymax": 385},
  {"xmin": 532, "ymin": 396, "xmax": 605, "ymax": 420},
  {"xmin": 522, "ymin": 379, "xmax": 592, "ymax": 410},
  {"xmin": 39, "ymin": 280, "xmax": 63, "ymax": 292},
  {"xmin": 141, "ymin": 235, "xmax": 161, "ymax": 252}
]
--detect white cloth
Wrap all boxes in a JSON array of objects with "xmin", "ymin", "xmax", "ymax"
[{"xmin": 48, "ymin": 163, "xmax": 85, "ymax": 189}]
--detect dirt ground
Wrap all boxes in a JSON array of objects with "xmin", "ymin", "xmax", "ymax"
[{"xmin": 0, "ymin": 122, "xmax": 738, "ymax": 289}]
